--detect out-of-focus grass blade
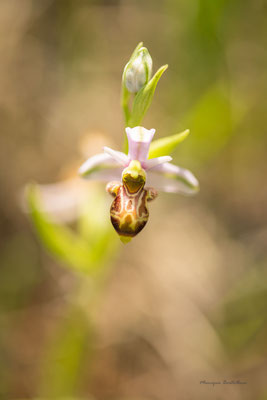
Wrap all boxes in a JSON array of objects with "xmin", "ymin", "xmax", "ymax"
[
  {"xmin": 38, "ymin": 308, "xmax": 92, "ymax": 398},
  {"xmin": 258, "ymin": 391, "xmax": 267, "ymax": 400},
  {"xmin": 182, "ymin": 85, "xmax": 234, "ymax": 165},
  {"xmin": 214, "ymin": 266, "xmax": 267, "ymax": 355},
  {"xmin": 77, "ymin": 188, "xmax": 119, "ymax": 267},
  {"xmin": 27, "ymin": 184, "xmax": 118, "ymax": 275},
  {"xmin": 0, "ymin": 233, "xmax": 40, "ymax": 310}
]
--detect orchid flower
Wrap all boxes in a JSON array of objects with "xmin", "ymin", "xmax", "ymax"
[{"xmin": 79, "ymin": 126, "xmax": 199, "ymax": 243}]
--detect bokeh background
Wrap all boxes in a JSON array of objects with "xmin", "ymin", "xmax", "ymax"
[{"xmin": 1, "ymin": 0, "xmax": 267, "ymax": 399}]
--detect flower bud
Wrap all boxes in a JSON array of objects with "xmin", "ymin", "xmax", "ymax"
[{"xmin": 124, "ymin": 47, "xmax": 153, "ymax": 93}]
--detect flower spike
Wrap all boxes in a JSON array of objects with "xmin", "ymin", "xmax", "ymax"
[{"xmin": 79, "ymin": 36, "xmax": 199, "ymax": 241}]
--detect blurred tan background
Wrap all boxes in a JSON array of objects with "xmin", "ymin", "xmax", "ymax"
[{"xmin": 1, "ymin": 0, "xmax": 267, "ymax": 399}]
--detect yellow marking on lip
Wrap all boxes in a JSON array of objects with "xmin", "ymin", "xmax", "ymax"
[
  {"xmin": 122, "ymin": 160, "xmax": 146, "ymax": 188},
  {"xmin": 119, "ymin": 235, "xmax": 132, "ymax": 244},
  {"xmin": 130, "ymin": 170, "xmax": 138, "ymax": 179}
]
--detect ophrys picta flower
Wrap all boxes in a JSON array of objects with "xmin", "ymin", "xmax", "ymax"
[{"xmin": 79, "ymin": 126, "xmax": 199, "ymax": 243}]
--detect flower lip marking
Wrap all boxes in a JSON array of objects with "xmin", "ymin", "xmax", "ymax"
[
  {"xmin": 108, "ymin": 181, "xmax": 156, "ymax": 243},
  {"xmin": 122, "ymin": 160, "xmax": 146, "ymax": 194},
  {"xmin": 107, "ymin": 159, "xmax": 153, "ymax": 243}
]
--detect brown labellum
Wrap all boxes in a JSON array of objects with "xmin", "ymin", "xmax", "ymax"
[{"xmin": 106, "ymin": 181, "xmax": 157, "ymax": 243}]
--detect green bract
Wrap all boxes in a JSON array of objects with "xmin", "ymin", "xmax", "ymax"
[
  {"xmin": 148, "ymin": 129, "xmax": 190, "ymax": 159},
  {"xmin": 129, "ymin": 64, "xmax": 168, "ymax": 127}
]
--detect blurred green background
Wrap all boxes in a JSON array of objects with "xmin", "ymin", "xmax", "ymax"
[{"xmin": 0, "ymin": 0, "xmax": 267, "ymax": 399}]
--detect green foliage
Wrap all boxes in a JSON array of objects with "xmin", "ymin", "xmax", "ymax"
[
  {"xmin": 27, "ymin": 184, "xmax": 118, "ymax": 276},
  {"xmin": 39, "ymin": 308, "xmax": 92, "ymax": 398},
  {"xmin": 259, "ymin": 391, "xmax": 267, "ymax": 400},
  {"xmin": 128, "ymin": 65, "xmax": 168, "ymax": 128},
  {"xmin": 182, "ymin": 85, "xmax": 233, "ymax": 164},
  {"xmin": 214, "ymin": 265, "xmax": 267, "ymax": 356},
  {"xmin": 148, "ymin": 129, "xmax": 190, "ymax": 159},
  {"xmin": 0, "ymin": 233, "xmax": 40, "ymax": 310},
  {"xmin": 218, "ymin": 301, "xmax": 266, "ymax": 354}
]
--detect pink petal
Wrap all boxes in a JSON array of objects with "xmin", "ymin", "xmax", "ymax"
[
  {"xmin": 126, "ymin": 126, "xmax": 155, "ymax": 162},
  {"xmin": 146, "ymin": 162, "xmax": 199, "ymax": 195},
  {"xmin": 23, "ymin": 179, "xmax": 85, "ymax": 223},
  {"xmin": 103, "ymin": 146, "xmax": 129, "ymax": 165},
  {"xmin": 144, "ymin": 155, "xmax": 172, "ymax": 170},
  {"xmin": 79, "ymin": 153, "xmax": 123, "ymax": 182}
]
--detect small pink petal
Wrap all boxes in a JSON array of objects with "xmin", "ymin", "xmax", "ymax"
[
  {"xmin": 103, "ymin": 146, "xmax": 129, "ymax": 165},
  {"xmin": 79, "ymin": 153, "xmax": 112, "ymax": 175},
  {"xmin": 146, "ymin": 162, "xmax": 199, "ymax": 195},
  {"xmin": 126, "ymin": 126, "xmax": 155, "ymax": 162},
  {"xmin": 79, "ymin": 152, "xmax": 123, "ymax": 182},
  {"xmin": 144, "ymin": 155, "xmax": 172, "ymax": 170}
]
